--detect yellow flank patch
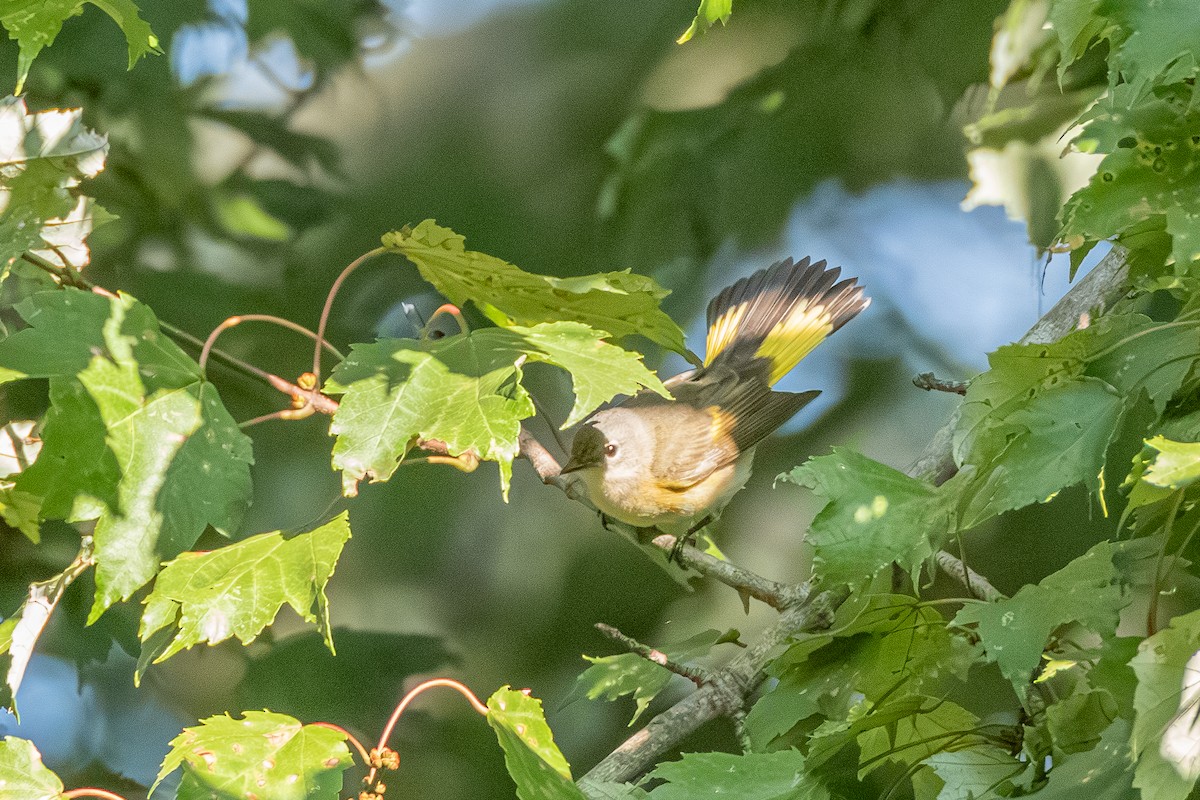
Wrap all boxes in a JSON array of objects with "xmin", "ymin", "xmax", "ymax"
[
  {"xmin": 756, "ymin": 304, "xmax": 833, "ymax": 385},
  {"xmin": 705, "ymin": 303, "xmax": 748, "ymax": 366},
  {"xmin": 707, "ymin": 405, "xmax": 730, "ymax": 443}
]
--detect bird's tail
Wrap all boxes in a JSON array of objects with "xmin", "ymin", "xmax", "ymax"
[{"xmin": 704, "ymin": 257, "xmax": 869, "ymax": 386}]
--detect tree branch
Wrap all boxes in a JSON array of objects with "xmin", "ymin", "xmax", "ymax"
[
  {"xmin": 570, "ymin": 244, "xmax": 1131, "ymax": 795},
  {"xmin": 577, "ymin": 588, "xmax": 848, "ymax": 792},
  {"xmin": 907, "ymin": 245, "xmax": 1130, "ymax": 485},
  {"xmin": 934, "ymin": 550, "xmax": 1006, "ymax": 602},
  {"xmin": 516, "ymin": 426, "xmax": 804, "ymax": 609},
  {"xmin": 595, "ymin": 623, "xmax": 713, "ymax": 686}
]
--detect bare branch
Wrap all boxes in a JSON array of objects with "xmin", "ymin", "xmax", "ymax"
[
  {"xmin": 595, "ymin": 623, "xmax": 712, "ymax": 686},
  {"xmin": 913, "ymin": 372, "xmax": 968, "ymax": 394},
  {"xmin": 578, "ymin": 588, "xmax": 848, "ymax": 791}
]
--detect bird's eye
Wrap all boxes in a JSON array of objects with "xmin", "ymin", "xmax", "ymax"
[{"xmin": 603, "ymin": 443, "xmax": 618, "ymax": 458}]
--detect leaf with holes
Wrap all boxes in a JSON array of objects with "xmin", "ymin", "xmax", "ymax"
[{"xmin": 154, "ymin": 711, "xmax": 351, "ymax": 800}]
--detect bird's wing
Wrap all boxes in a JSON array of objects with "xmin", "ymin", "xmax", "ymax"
[{"xmin": 641, "ymin": 365, "xmax": 818, "ymax": 490}]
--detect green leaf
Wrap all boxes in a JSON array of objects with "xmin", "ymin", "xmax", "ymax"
[
  {"xmin": 952, "ymin": 540, "xmax": 1132, "ymax": 693},
  {"xmin": 857, "ymin": 698, "xmax": 981, "ymax": 777},
  {"xmin": 154, "ymin": 711, "xmax": 351, "ymax": 800},
  {"xmin": 381, "ymin": 220, "xmax": 688, "ymax": 357},
  {"xmin": 1046, "ymin": 688, "xmax": 1120, "ymax": 755},
  {"xmin": 1049, "ymin": 0, "xmax": 1108, "ymax": 78},
  {"xmin": 326, "ymin": 322, "xmax": 667, "ymax": 498},
  {"xmin": 956, "ymin": 378, "xmax": 1124, "ymax": 528},
  {"xmin": 1029, "ymin": 719, "xmax": 1138, "ymax": 799},
  {"xmin": 922, "ymin": 745, "xmax": 1025, "ymax": 800},
  {"xmin": 1141, "ymin": 436, "xmax": 1200, "ymax": 489},
  {"xmin": 676, "ymin": 0, "xmax": 733, "ymax": 44},
  {"xmin": 564, "ymin": 653, "xmax": 671, "ymax": 726},
  {"xmin": 1, "ymin": 0, "xmax": 159, "ymax": 94},
  {"xmin": 1104, "ymin": 0, "xmax": 1200, "ymax": 98},
  {"xmin": 0, "ymin": 97, "xmax": 110, "ymax": 274},
  {"xmin": 138, "ymin": 512, "xmax": 351, "ymax": 672},
  {"xmin": 0, "ymin": 736, "xmax": 63, "ymax": 800},
  {"xmin": 0, "ymin": 289, "xmax": 254, "ymax": 620},
  {"xmin": 779, "ymin": 449, "xmax": 953, "ymax": 585},
  {"xmin": 1061, "ymin": 86, "xmax": 1200, "ymax": 269},
  {"xmin": 647, "ymin": 750, "xmax": 828, "ymax": 800},
  {"xmin": 747, "ymin": 596, "xmax": 970, "ymax": 751},
  {"xmin": 1130, "ymin": 608, "xmax": 1200, "ymax": 800},
  {"xmin": 486, "ymin": 687, "xmax": 586, "ymax": 800}
]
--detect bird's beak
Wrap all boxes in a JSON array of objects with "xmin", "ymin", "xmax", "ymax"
[{"xmin": 559, "ymin": 455, "xmax": 596, "ymax": 474}]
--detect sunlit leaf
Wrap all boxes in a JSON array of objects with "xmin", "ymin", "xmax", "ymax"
[
  {"xmin": 1141, "ymin": 436, "xmax": 1200, "ymax": 490},
  {"xmin": 564, "ymin": 653, "xmax": 672, "ymax": 726},
  {"xmin": 676, "ymin": 0, "xmax": 732, "ymax": 44},
  {"xmin": 0, "ymin": 736, "xmax": 62, "ymax": 800},
  {"xmin": 487, "ymin": 687, "xmax": 586, "ymax": 800},
  {"xmin": 138, "ymin": 513, "xmax": 351, "ymax": 673},
  {"xmin": 0, "ymin": 97, "xmax": 110, "ymax": 274},
  {"xmin": 326, "ymin": 321, "xmax": 667, "ymax": 498},
  {"xmin": 154, "ymin": 711, "xmax": 351, "ymax": 800},
  {"xmin": 1130, "ymin": 608, "xmax": 1200, "ymax": 800},
  {"xmin": 382, "ymin": 220, "xmax": 688, "ymax": 357},
  {"xmin": 0, "ymin": 289, "xmax": 254, "ymax": 620}
]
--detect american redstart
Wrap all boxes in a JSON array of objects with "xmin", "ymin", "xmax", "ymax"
[{"xmin": 560, "ymin": 256, "xmax": 868, "ymax": 556}]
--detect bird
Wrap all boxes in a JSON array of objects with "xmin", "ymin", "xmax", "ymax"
[{"xmin": 559, "ymin": 256, "xmax": 869, "ymax": 560}]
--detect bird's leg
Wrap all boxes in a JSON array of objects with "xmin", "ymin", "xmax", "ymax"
[
  {"xmin": 599, "ymin": 512, "xmax": 614, "ymax": 531},
  {"xmin": 669, "ymin": 515, "xmax": 714, "ymax": 564}
]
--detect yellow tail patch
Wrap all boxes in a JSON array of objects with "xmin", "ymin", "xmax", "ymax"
[
  {"xmin": 704, "ymin": 300, "xmax": 834, "ymax": 386},
  {"xmin": 757, "ymin": 303, "xmax": 834, "ymax": 385}
]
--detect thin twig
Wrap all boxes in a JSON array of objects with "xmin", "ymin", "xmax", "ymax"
[
  {"xmin": 913, "ymin": 372, "xmax": 968, "ymax": 395},
  {"xmin": 595, "ymin": 623, "xmax": 712, "ymax": 686},
  {"xmin": 199, "ymin": 313, "xmax": 344, "ymax": 374},
  {"xmin": 312, "ymin": 246, "xmax": 387, "ymax": 385},
  {"xmin": 649, "ymin": 533, "xmax": 810, "ymax": 610},
  {"xmin": 578, "ymin": 588, "xmax": 848, "ymax": 791},
  {"xmin": 366, "ymin": 678, "xmax": 489, "ymax": 789},
  {"xmin": 62, "ymin": 790, "xmax": 129, "ymax": 800}
]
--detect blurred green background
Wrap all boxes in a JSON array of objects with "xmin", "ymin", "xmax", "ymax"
[{"xmin": 0, "ymin": 0, "xmax": 1139, "ymax": 797}]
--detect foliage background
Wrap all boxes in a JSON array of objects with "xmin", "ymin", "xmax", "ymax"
[{"xmin": 0, "ymin": 0, "xmax": 1169, "ymax": 797}]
